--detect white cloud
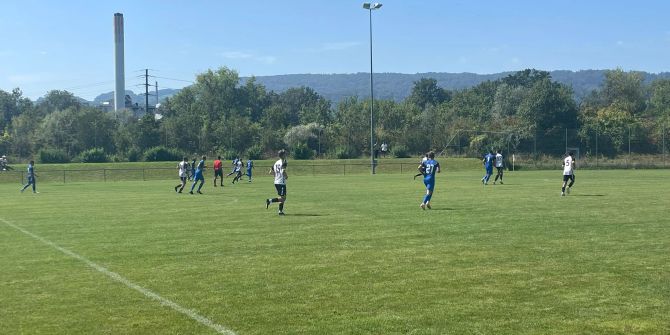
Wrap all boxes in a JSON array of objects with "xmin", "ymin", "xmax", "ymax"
[
  {"xmin": 256, "ymin": 56, "xmax": 276, "ymax": 64},
  {"xmin": 616, "ymin": 40, "xmax": 624, "ymax": 46},
  {"xmin": 221, "ymin": 51, "xmax": 276, "ymax": 64},
  {"xmin": 221, "ymin": 51, "xmax": 253, "ymax": 59},
  {"xmin": 39, "ymin": 51, "xmax": 48, "ymax": 55},
  {"xmin": 303, "ymin": 41, "xmax": 362, "ymax": 53},
  {"xmin": 8, "ymin": 74, "xmax": 43, "ymax": 84}
]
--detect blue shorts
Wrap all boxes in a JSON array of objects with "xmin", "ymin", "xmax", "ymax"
[
  {"xmin": 194, "ymin": 172, "xmax": 204, "ymax": 181},
  {"xmin": 485, "ymin": 166, "xmax": 493, "ymax": 174},
  {"xmin": 424, "ymin": 178, "xmax": 435, "ymax": 192}
]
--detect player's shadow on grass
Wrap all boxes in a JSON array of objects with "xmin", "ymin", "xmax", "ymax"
[
  {"xmin": 572, "ymin": 194, "xmax": 605, "ymax": 197},
  {"xmin": 429, "ymin": 208, "xmax": 457, "ymax": 211},
  {"xmin": 287, "ymin": 213, "xmax": 325, "ymax": 217}
]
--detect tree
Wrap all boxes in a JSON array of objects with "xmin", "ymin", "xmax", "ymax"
[
  {"xmin": 39, "ymin": 90, "xmax": 81, "ymax": 114},
  {"xmin": 601, "ymin": 69, "xmax": 646, "ymax": 115},
  {"xmin": 284, "ymin": 123, "xmax": 321, "ymax": 149},
  {"xmin": 646, "ymin": 79, "xmax": 670, "ymax": 152},
  {"xmin": 407, "ymin": 78, "xmax": 450, "ymax": 110},
  {"xmin": 578, "ymin": 69, "xmax": 649, "ymax": 155},
  {"xmin": 0, "ymin": 88, "xmax": 32, "ymax": 133},
  {"xmin": 502, "ymin": 69, "xmax": 550, "ymax": 87},
  {"xmin": 331, "ymin": 97, "xmax": 368, "ymax": 157}
]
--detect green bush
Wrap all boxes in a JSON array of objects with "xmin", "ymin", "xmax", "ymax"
[
  {"xmin": 108, "ymin": 154, "xmax": 125, "ymax": 163},
  {"xmin": 330, "ymin": 146, "xmax": 357, "ymax": 159},
  {"xmin": 391, "ymin": 145, "xmax": 411, "ymax": 158},
  {"xmin": 292, "ymin": 144, "xmax": 314, "ymax": 160},
  {"xmin": 246, "ymin": 145, "xmax": 264, "ymax": 160},
  {"xmin": 78, "ymin": 148, "xmax": 108, "ymax": 163},
  {"xmin": 127, "ymin": 147, "xmax": 142, "ymax": 162},
  {"xmin": 143, "ymin": 146, "xmax": 183, "ymax": 162},
  {"xmin": 221, "ymin": 150, "xmax": 238, "ymax": 161},
  {"xmin": 38, "ymin": 148, "xmax": 70, "ymax": 163}
]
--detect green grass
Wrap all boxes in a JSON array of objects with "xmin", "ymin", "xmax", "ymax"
[{"xmin": 1, "ymin": 169, "xmax": 669, "ymax": 334}]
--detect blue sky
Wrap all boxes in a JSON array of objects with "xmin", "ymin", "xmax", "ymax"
[{"xmin": 2, "ymin": 0, "xmax": 670, "ymax": 100}]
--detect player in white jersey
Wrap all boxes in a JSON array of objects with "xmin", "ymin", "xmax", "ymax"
[
  {"xmin": 175, "ymin": 157, "xmax": 188, "ymax": 193},
  {"xmin": 493, "ymin": 150, "xmax": 504, "ymax": 185},
  {"xmin": 266, "ymin": 149, "xmax": 288, "ymax": 215},
  {"xmin": 561, "ymin": 151, "xmax": 576, "ymax": 196},
  {"xmin": 232, "ymin": 158, "xmax": 244, "ymax": 184}
]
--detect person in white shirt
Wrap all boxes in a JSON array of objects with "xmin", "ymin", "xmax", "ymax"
[
  {"xmin": 561, "ymin": 151, "xmax": 576, "ymax": 196},
  {"xmin": 266, "ymin": 149, "xmax": 288, "ymax": 215},
  {"xmin": 493, "ymin": 150, "xmax": 504, "ymax": 185},
  {"xmin": 175, "ymin": 157, "xmax": 188, "ymax": 193},
  {"xmin": 380, "ymin": 142, "xmax": 389, "ymax": 158},
  {"xmin": 232, "ymin": 157, "xmax": 244, "ymax": 184}
]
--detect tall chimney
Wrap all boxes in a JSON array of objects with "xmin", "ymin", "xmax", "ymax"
[{"xmin": 113, "ymin": 13, "xmax": 125, "ymax": 111}]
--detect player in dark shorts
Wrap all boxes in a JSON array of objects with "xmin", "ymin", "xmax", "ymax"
[
  {"xmin": 213, "ymin": 156, "xmax": 224, "ymax": 187},
  {"xmin": 266, "ymin": 150, "xmax": 288, "ymax": 215}
]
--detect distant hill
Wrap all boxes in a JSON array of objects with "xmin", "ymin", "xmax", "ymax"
[
  {"xmin": 77, "ymin": 70, "xmax": 670, "ymax": 105},
  {"xmin": 246, "ymin": 70, "xmax": 670, "ymax": 103}
]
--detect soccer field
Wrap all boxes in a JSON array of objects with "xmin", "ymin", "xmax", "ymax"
[{"xmin": 1, "ymin": 170, "xmax": 669, "ymax": 334}]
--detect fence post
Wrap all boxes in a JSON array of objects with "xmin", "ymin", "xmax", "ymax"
[
  {"xmin": 312, "ymin": 165, "xmax": 315, "ymax": 176},
  {"xmin": 628, "ymin": 125, "xmax": 631, "ymax": 169},
  {"xmin": 343, "ymin": 163, "xmax": 346, "ymax": 176},
  {"xmin": 595, "ymin": 129, "xmax": 598, "ymax": 169},
  {"xmin": 400, "ymin": 163, "xmax": 403, "ymax": 174},
  {"xmin": 143, "ymin": 169, "xmax": 146, "ymax": 181},
  {"xmin": 63, "ymin": 170, "xmax": 66, "ymax": 184},
  {"xmin": 104, "ymin": 169, "xmax": 107, "ymax": 182}
]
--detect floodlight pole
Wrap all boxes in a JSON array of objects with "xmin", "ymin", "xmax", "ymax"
[{"xmin": 363, "ymin": 2, "xmax": 382, "ymax": 174}]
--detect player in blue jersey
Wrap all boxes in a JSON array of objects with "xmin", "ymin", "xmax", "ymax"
[
  {"xmin": 189, "ymin": 155, "xmax": 206, "ymax": 194},
  {"xmin": 20, "ymin": 160, "xmax": 38, "ymax": 193},
  {"xmin": 481, "ymin": 150, "xmax": 495, "ymax": 185},
  {"xmin": 245, "ymin": 158, "xmax": 254, "ymax": 182},
  {"xmin": 189, "ymin": 158, "xmax": 196, "ymax": 181},
  {"xmin": 418, "ymin": 151, "xmax": 440, "ymax": 209}
]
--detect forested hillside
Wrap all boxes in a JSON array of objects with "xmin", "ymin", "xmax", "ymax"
[{"xmin": 246, "ymin": 70, "xmax": 670, "ymax": 103}]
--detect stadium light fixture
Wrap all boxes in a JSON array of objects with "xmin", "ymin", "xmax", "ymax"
[{"xmin": 362, "ymin": 2, "xmax": 382, "ymax": 174}]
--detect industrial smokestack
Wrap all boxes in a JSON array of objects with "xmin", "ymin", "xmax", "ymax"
[{"xmin": 113, "ymin": 13, "xmax": 125, "ymax": 111}]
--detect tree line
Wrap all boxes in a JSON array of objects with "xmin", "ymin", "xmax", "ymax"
[{"xmin": 0, "ymin": 67, "xmax": 668, "ymax": 163}]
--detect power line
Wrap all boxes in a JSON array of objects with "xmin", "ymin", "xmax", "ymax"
[
  {"xmin": 153, "ymin": 76, "xmax": 195, "ymax": 84},
  {"xmin": 63, "ymin": 80, "xmax": 116, "ymax": 91}
]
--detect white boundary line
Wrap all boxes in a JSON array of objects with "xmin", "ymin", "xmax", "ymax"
[{"xmin": 0, "ymin": 218, "xmax": 236, "ymax": 335}]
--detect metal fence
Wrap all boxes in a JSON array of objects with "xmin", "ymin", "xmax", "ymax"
[
  {"xmin": 0, "ymin": 163, "xmax": 435, "ymax": 184},
  {"xmin": 1, "ymin": 153, "xmax": 668, "ymax": 185},
  {"xmin": 442, "ymin": 127, "xmax": 668, "ymax": 168}
]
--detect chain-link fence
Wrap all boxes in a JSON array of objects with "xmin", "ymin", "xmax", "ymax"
[
  {"xmin": 441, "ymin": 126, "xmax": 668, "ymax": 169},
  {"xmin": 0, "ymin": 162, "xmax": 456, "ymax": 185}
]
